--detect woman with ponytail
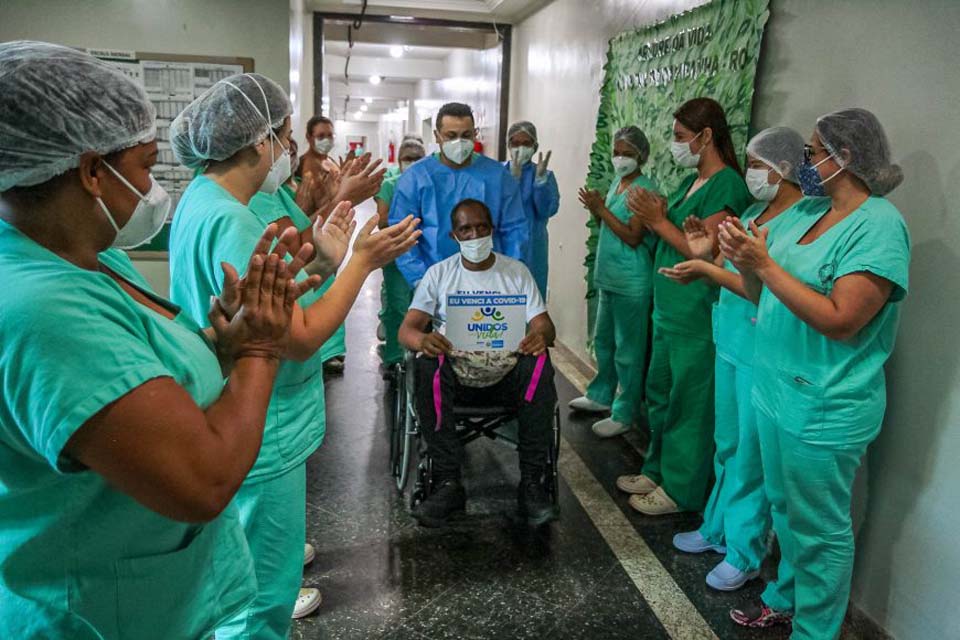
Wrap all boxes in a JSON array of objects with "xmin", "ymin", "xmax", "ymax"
[{"xmin": 618, "ymin": 97, "xmax": 752, "ymax": 516}]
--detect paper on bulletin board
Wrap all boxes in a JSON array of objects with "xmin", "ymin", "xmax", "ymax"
[{"xmin": 444, "ymin": 295, "xmax": 527, "ymax": 352}]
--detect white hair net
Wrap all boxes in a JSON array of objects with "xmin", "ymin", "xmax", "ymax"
[
  {"xmin": 0, "ymin": 41, "xmax": 156, "ymax": 192},
  {"xmin": 816, "ymin": 108, "xmax": 903, "ymax": 196},
  {"xmin": 170, "ymin": 72, "xmax": 291, "ymax": 170},
  {"xmin": 399, "ymin": 137, "xmax": 426, "ymax": 157},
  {"xmin": 507, "ymin": 121, "xmax": 539, "ymax": 146},
  {"xmin": 746, "ymin": 126, "xmax": 805, "ymax": 184},
  {"xmin": 613, "ymin": 126, "xmax": 650, "ymax": 164}
]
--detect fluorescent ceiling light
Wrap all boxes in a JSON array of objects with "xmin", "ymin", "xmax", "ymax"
[
  {"xmin": 369, "ymin": 75, "xmax": 382, "ymax": 85},
  {"xmin": 364, "ymin": 97, "xmax": 373, "ymax": 104},
  {"xmin": 360, "ymin": 105, "xmax": 368, "ymax": 112},
  {"xmin": 390, "ymin": 46, "xmax": 404, "ymax": 58}
]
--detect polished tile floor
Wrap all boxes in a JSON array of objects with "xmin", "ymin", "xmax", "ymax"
[{"xmin": 293, "ymin": 274, "xmax": 873, "ymax": 640}]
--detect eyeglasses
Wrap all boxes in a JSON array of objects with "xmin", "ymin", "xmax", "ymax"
[{"xmin": 804, "ymin": 144, "xmax": 826, "ymax": 162}]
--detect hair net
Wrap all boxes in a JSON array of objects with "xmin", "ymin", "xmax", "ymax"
[
  {"xmin": 613, "ymin": 126, "xmax": 650, "ymax": 164},
  {"xmin": 399, "ymin": 137, "xmax": 426, "ymax": 158},
  {"xmin": 402, "ymin": 133, "xmax": 423, "ymax": 143},
  {"xmin": 746, "ymin": 126, "xmax": 805, "ymax": 184},
  {"xmin": 170, "ymin": 72, "xmax": 291, "ymax": 170},
  {"xmin": 0, "ymin": 41, "xmax": 156, "ymax": 192},
  {"xmin": 507, "ymin": 121, "xmax": 538, "ymax": 145},
  {"xmin": 816, "ymin": 108, "xmax": 903, "ymax": 196}
]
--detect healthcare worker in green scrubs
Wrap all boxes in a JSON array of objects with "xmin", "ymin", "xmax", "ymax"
[
  {"xmin": 660, "ymin": 127, "xmax": 805, "ymax": 591},
  {"xmin": 376, "ymin": 135, "xmax": 426, "ymax": 366},
  {"xmin": 569, "ymin": 126, "xmax": 659, "ymax": 438},
  {"xmin": 168, "ymin": 73, "xmax": 420, "ymax": 640},
  {"xmin": 0, "ymin": 42, "xmax": 320, "ymax": 639},
  {"xmin": 619, "ymin": 98, "xmax": 752, "ymax": 515},
  {"xmin": 721, "ymin": 109, "xmax": 910, "ymax": 639}
]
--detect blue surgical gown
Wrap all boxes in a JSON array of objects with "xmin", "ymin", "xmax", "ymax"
[
  {"xmin": 388, "ymin": 152, "xmax": 529, "ymax": 286},
  {"xmin": 502, "ymin": 160, "xmax": 560, "ymax": 297}
]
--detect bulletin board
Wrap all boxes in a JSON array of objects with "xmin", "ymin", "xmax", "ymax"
[{"xmin": 88, "ymin": 48, "xmax": 255, "ymax": 259}]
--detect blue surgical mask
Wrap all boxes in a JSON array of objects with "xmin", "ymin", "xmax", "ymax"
[{"xmin": 797, "ymin": 155, "xmax": 842, "ymax": 197}]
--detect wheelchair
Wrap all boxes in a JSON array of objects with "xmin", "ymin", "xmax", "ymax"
[{"xmin": 389, "ymin": 351, "xmax": 561, "ymax": 510}]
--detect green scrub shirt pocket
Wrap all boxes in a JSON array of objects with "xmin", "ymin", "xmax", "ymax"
[
  {"xmin": 777, "ymin": 369, "xmax": 826, "ymax": 442},
  {"xmin": 275, "ymin": 370, "xmax": 324, "ymax": 462}
]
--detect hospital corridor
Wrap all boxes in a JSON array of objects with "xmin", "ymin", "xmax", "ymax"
[{"xmin": 0, "ymin": 1, "xmax": 957, "ymax": 639}]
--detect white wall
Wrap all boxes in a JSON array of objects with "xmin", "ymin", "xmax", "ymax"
[
  {"xmin": 511, "ymin": 1, "xmax": 960, "ymax": 638},
  {"xmin": 0, "ymin": 0, "xmax": 291, "ymax": 296}
]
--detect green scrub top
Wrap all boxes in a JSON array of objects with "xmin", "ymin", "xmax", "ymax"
[
  {"xmin": 0, "ymin": 225, "xmax": 255, "ymax": 639},
  {"xmin": 594, "ymin": 173, "xmax": 660, "ymax": 298},
  {"xmin": 653, "ymin": 166, "xmax": 753, "ymax": 337},
  {"xmin": 752, "ymin": 196, "xmax": 910, "ymax": 448},
  {"xmin": 169, "ymin": 176, "xmax": 327, "ymax": 483},
  {"xmin": 375, "ymin": 171, "xmax": 400, "ymax": 205},
  {"xmin": 713, "ymin": 200, "xmax": 798, "ymax": 367}
]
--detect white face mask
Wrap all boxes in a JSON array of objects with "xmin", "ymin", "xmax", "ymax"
[
  {"xmin": 745, "ymin": 167, "xmax": 781, "ymax": 201},
  {"xmin": 441, "ymin": 138, "xmax": 474, "ymax": 165},
  {"xmin": 671, "ymin": 131, "xmax": 703, "ymax": 168},
  {"xmin": 510, "ymin": 145, "xmax": 536, "ymax": 166},
  {"xmin": 96, "ymin": 162, "xmax": 171, "ymax": 250},
  {"xmin": 458, "ymin": 234, "xmax": 494, "ymax": 264},
  {"xmin": 314, "ymin": 137, "xmax": 333, "ymax": 155},
  {"xmin": 612, "ymin": 155, "xmax": 638, "ymax": 178},
  {"xmin": 259, "ymin": 133, "xmax": 291, "ymax": 194}
]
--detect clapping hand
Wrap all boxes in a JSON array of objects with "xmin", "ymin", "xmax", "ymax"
[
  {"xmin": 625, "ymin": 187, "xmax": 667, "ymax": 226},
  {"xmin": 682, "ymin": 215, "xmax": 715, "ymax": 260},
  {"xmin": 718, "ymin": 217, "xmax": 770, "ymax": 273},
  {"xmin": 578, "ymin": 187, "xmax": 604, "ymax": 218}
]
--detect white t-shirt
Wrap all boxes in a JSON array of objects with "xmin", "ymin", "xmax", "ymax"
[
  {"xmin": 410, "ymin": 253, "xmax": 547, "ymax": 387},
  {"xmin": 410, "ymin": 252, "xmax": 547, "ymax": 331}
]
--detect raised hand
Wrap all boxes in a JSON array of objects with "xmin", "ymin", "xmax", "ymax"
[
  {"xmin": 718, "ymin": 217, "xmax": 770, "ymax": 272},
  {"xmin": 578, "ymin": 187, "xmax": 604, "ymax": 218},
  {"xmin": 626, "ymin": 187, "xmax": 667, "ymax": 225},
  {"xmin": 351, "ymin": 214, "xmax": 422, "ymax": 272},
  {"xmin": 218, "ymin": 224, "xmax": 322, "ymax": 320},
  {"xmin": 311, "ymin": 201, "xmax": 357, "ymax": 274},
  {"xmin": 335, "ymin": 155, "xmax": 386, "ymax": 205},
  {"xmin": 682, "ymin": 215, "xmax": 715, "ymax": 260},
  {"xmin": 535, "ymin": 150, "xmax": 552, "ymax": 182},
  {"xmin": 208, "ymin": 253, "xmax": 294, "ymax": 363},
  {"xmin": 657, "ymin": 259, "xmax": 706, "ymax": 285},
  {"xmin": 510, "ymin": 155, "xmax": 523, "ymax": 179}
]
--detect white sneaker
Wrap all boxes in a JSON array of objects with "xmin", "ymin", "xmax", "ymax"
[
  {"xmin": 303, "ymin": 543, "xmax": 315, "ymax": 567},
  {"xmin": 706, "ymin": 560, "xmax": 760, "ymax": 591},
  {"xmin": 591, "ymin": 417, "xmax": 630, "ymax": 438},
  {"xmin": 616, "ymin": 474, "xmax": 657, "ymax": 495},
  {"xmin": 568, "ymin": 396, "xmax": 611, "ymax": 413},
  {"xmin": 292, "ymin": 587, "xmax": 322, "ymax": 619},
  {"xmin": 628, "ymin": 487, "xmax": 680, "ymax": 515}
]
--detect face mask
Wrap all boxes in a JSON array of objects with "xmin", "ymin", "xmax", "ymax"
[
  {"xmin": 441, "ymin": 138, "xmax": 473, "ymax": 164},
  {"xmin": 97, "ymin": 162, "xmax": 171, "ymax": 249},
  {"xmin": 746, "ymin": 167, "xmax": 781, "ymax": 201},
  {"xmin": 458, "ymin": 234, "xmax": 494, "ymax": 263},
  {"xmin": 510, "ymin": 145, "xmax": 536, "ymax": 166},
  {"xmin": 797, "ymin": 155, "xmax": 842, "ymax": 197},
  {"xmin": 259, "ymin": 133, "xmax": 291, "ymax": 194},
  {"xmin": 612, "ymin": 155, "xmax": 638, "ymax": 178},
  {"xmin": 314, "ymin": 137, "xmax": 333, "ymax": 155},
  {"xmin": 671, "ymin": 132, "xmax": 703, "ymax": 168}
]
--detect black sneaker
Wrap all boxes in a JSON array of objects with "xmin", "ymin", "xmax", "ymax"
[
  {"xmin": 412, "ymin": 479, "xmax": 466, "ymax": 527},
  {"xmin": 518, "ymin": 477, "xmax": 559, "ymax": 527}
]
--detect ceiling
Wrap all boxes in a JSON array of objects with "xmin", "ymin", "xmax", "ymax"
[
  {"xmin": 308, "ymin": 0, "xmax": 551, "ymax": 24},
  {"xmin": 324, "ymin": 41, "xmax": 453, "ymax": 60}
]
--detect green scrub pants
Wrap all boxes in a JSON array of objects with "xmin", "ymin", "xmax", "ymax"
[
  {"xmin": 641, "ymin": 325, "xmax": 715, "ymax": 512},
  {"xmin": 216, "ymin": 463, "xmax": 307, "ymax": 640},
  {"xmin": 698, "ymin": 355, "xmax": 770, "ymax": 572},
  {"xmin": 317, "ymin": 275, "xmax": 346, "ymax": 362},
  {"xmin": 378, "ymin": 262, "xmax": 412, "ymax": 365},
  {"xmin": 585, "ymin": 289, "xmax": 650, "ymax": 425},
  {"xmin": 757, "ymin": 407, "xmax": 865, "ymax": 640}
]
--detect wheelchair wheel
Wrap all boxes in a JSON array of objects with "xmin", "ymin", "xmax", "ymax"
[
  {"xmin": 411, "ymin": 455, "xmax": 433, "ymax": 510},
  {"xmin": 390, "ymin": 362, "xmax": 415, "ymax": 492},
  {"xmin": 546, "ymin": 406, "xmax": 561, "ymax": 504}
]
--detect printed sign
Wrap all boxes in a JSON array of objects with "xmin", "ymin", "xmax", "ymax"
[{"xmin": 444, "ymin": 294, "xmax": 527, "ymax": 352}]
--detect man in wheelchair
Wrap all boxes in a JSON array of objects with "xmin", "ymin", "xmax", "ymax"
[{"xmin": 398, "ymin": 199, "xmax": 560, "ymax": 528}]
